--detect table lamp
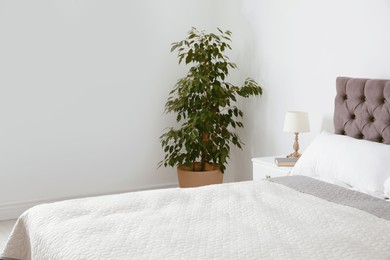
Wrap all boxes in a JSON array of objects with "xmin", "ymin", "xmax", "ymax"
[{"xmin": 283, "ymin": 111, "xmax": 310, "ymax": 158}]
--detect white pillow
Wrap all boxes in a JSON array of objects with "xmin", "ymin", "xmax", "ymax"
[{"xmin": 291, "ymin": 131, "xmax": 390, "ymax": 198}]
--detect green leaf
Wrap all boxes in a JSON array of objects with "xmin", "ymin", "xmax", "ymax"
[{"xmin": 171, "ymin": 43, "xmax": 178, "ymax": 52}]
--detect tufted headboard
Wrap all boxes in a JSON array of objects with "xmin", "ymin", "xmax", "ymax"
[{"xmin": 334, "ymin": 77, "xmax": 390, "ymax": 144}]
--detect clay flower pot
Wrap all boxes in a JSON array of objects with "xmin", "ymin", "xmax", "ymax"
[{"xmin": 177, "ymin": 163, "xmax": 223, "ymax": 188}]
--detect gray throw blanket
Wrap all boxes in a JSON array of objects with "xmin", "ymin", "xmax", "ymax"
[{"xmin": 270, "ymin": 175, "xmax": 390, "ymax": 220}]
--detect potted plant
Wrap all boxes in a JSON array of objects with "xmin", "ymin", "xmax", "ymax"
[{"xmin": 159, "ymin": 28, "xmax": 262, "ymax": 188}]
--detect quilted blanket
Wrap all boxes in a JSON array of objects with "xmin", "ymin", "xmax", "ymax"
[{"xmin": 2, "ymin": 177, "xmax": 390, "ymax": 260}]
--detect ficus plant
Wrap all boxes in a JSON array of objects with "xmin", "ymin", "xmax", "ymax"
[{"xmin": 159, "ymin": 28, "xmax": 262, "ymax": 173}]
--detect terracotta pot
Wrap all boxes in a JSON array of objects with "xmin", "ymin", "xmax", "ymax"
[{"xmin": 177, "ymin": 163, "xmax": 223, "ymax": 188}]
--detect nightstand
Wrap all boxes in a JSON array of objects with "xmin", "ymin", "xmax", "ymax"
[{"xmin": 251, "ymin": 156, "xmax": 293, "ymax": 180}]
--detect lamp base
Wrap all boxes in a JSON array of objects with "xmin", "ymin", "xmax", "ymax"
[
  {"xmin": 287, "ymin": 152, "xmax": 301, "ymax": 158},
  {"xmin": 287, "ymin": 132, "xmax": 301, "ymax": 158}
]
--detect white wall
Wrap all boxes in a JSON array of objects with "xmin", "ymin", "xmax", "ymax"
[
  {"xmin": 0, "ymin": 0, "xmax": 217, "ymax": 219},
  {"xmin": 215, "ymin": 0, "xmax": 390, "ymax": 181}
]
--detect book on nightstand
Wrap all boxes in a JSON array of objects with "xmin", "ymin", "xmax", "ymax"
[{"xmin": 274, "ymin": 157, "xmax": 298, "ymax": 167}]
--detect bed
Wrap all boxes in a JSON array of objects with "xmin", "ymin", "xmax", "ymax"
[{"xmin": 2, "ymin": 77, "xmax": 390, "ymax": 260}]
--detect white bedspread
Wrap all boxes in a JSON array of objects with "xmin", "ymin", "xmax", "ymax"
[{"xmin": 2, "ymin": 180, "xmax": 390, "ymax": 260}]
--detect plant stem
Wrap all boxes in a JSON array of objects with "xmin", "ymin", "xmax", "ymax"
[
  {"xmin": 201, "ymin": 35, "xmax": 209, "ymax": 172},
  {"xmin": 201, "ymin": 133, "xmax": 209, "ymax": 171}
]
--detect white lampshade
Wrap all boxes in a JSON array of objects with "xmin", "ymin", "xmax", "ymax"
[{"xmin": 283, "ymin": 111, "xmax": 310, "ymax": 133}]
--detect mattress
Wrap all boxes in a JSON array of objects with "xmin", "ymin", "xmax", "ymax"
[{"xmin": 2, "ymin": 176, "xmax": 390, "ymax": 260}]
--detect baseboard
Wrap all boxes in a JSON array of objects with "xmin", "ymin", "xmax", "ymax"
[{"xmin": 0, "ymin": 183, "xmax": 178, "ymax": 221}]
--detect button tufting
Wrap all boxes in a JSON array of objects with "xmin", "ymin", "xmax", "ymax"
[
  {"xmin": 351, "ymin": 115, "xmax": 356, "ymax": 119},
  {"xmin": 371, "ymin": 117, "xmax": 375, "ymax": 122},
  {"xmin": 362, "ymin": 96, "xmax": 367, "ymax": 101}
]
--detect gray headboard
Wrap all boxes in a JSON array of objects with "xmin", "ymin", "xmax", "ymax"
[{"xmin": 334, "ymin": 77, "xmax": 390, "ymax": 144}]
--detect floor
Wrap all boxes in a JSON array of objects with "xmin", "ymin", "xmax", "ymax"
[{"xmin": 0, "ymin": 219, "xmax": 16, "ymax": 253}]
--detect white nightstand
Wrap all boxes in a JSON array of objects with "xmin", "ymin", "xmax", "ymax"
[{"xmin": 252, "ymin": 156, "xmax": 293, "ymax": 180}]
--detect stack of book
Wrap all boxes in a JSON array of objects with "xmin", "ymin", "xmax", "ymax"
[{"xmin": 274, "ymin": 157, "xmax": 298, "ymax": 167}]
